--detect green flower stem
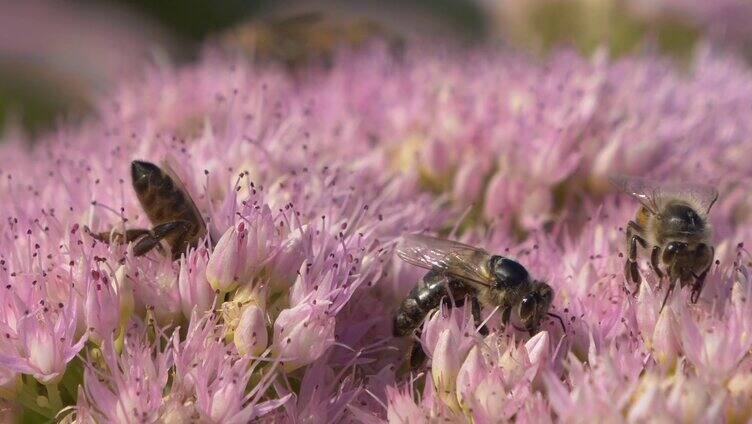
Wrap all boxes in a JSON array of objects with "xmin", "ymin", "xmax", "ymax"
[
  {"xmin": 60, "ymin": 357, "xmax": 85, "ymax": 399},
  {"xmin": 25, "ymin": 374, "xmax": 39, "ymax": 394},
  {"xmin": 60, "ymin": 380, "xmax": 77, "ymax": 403},
  {"xmin": 46, "ymin": 383, "xmax": 63, "ymax": 411},
  {"xmin": 15, "ymin": 388, "xmax": 51, "ymax": 418}
]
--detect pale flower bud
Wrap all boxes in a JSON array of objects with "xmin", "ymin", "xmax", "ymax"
[
  {"xmin": 178, "ymin": 247, "xmax": 215, "ymax": 319},
  {"xmin": 652, "ymin": 309, "xmax": 680, "ymax": 367},
  {"xmin": 206, "ymin": 223, "xmax": 248, "ymax": 293},
  {"xmin": 525, "ymin": 331, "xmax": 550, "ymax": 372},
  {"xmin": 456, "ymin": 345, "xmax": 488, "ymax": 414},
  {"xmin": 268, "ymin": 225, "xmax": 309, "ymax": 288},
  {"xmin": 234, "ymin": 303, "xmax": 268, "ymax": 357},
  {"xmin": 432, "ymin": 329, "xmax": 473, "ymax": 411},
  {"xmin": 84, "ymin": 270, "xmax": 120, "ymax": 345},
  {"xmin": 114, "ymin": 264, "xmax": 134, "ymax": 323},
  {"xmin": 273, "ymin": 302, "xmax": 335, "ymax": 372}
]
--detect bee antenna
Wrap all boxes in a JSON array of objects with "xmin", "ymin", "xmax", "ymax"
[
  {"xmin": 659, "ymin": 282, "xmax": 675, "ymax": 314},
  {"xmin": 706, "ymin": 191, "xmax": 718, "ymax": 214},
  {"xmin": 546, "ymin": 312, "xmax": 566, "ymax": 334}
]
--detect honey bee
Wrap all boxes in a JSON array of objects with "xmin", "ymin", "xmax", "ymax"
[
  {"xmin": 220, "ymin": 12, "xmax": 402, "ymax": 67},
  {"xmin": 611, "ymin": 175, "xmax": 718, "ymax": 309},
  {"xmin": 85, "ymin": 160, "xmax": 207, "ymax": 261},
  {"xmin": 393, "ymin": 234, "xmax": 564, "ymax": 345}
]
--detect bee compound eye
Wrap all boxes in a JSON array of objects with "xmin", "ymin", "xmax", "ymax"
[
  {"xmin": 666, "ymin": 242, "xmax": 687, "ymax": 254},
  {"xmin": 519, "ymin": 296, "xmax": 537, "ymax": 319}
]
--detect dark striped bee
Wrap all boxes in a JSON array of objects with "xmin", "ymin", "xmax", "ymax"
[
  {"xmin": 612, "ymin": 175, "xmax": 718, "ymax": 310},
  {"xmin": 393, "ymin": 234, "xmax": 564, "ymax": 357},
  {"xmin": 220, "ymin": 12, "xmax": 401, "ymax": 68},
  {"xmin": 85, "ymin": 160, "xmax": 207, "ymax": 261}
]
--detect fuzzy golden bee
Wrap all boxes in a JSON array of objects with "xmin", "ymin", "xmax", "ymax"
[
  {"xmin": 611, "ymin": 175, "xmax": 718, "ymax": 309},
  {"xmin": 85, "ymin": 160, "xmax": 207, "ymax": 260}
]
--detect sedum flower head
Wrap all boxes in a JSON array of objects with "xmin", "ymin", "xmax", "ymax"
[{"xmin": 3, "ymin": 36, "xmax": 752, "ymax": 422}]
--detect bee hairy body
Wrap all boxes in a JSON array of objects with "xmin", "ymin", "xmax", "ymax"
[
  {"xmin": 613, "ymin": 175, "xmax": 718, "ymax": 309},
  {"xmin": 639, "ymin": 202, "xmax": 709, "ymax": 247},
  {"xmin": 476, "ymin": 278, "xmax": 528, "ymax": 315},
  {"xmin": 392, "ymin": 234, "xmax": 563, "ymax": 369},
  {"xmin": 635, "ymin": 206, "xmax": 651, "ymax": 234},
  {"xmin": 392, "ymin": 270, "xmax": 475, "ymax": 337}
]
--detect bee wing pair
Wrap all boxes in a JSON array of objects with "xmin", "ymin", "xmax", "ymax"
[
  {"xmin": 397, "ymin": 233, "xmax": 495, "ymax": 288},
  {"xmin": 610, "ymin": 175, "xmax": 719, "ymax": 215}
]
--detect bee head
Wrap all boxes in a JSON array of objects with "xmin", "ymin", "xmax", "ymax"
[
  {"xmin": 518, "ymin": 281, "xmax": 554, "ymax": 334},
  {"xmin": 489, "ymin": 255, "xmax": 529, "ymax": 289},
  {"xmin": 663, "ymin": 241, "xmax": 687, "ymax": 259}
]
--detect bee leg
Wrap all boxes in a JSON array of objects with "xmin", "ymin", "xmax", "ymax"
[
  {"xmin": 132, "ymin": 234, "xmax": 161, "ymax": 257},
  {"xmin": 167, "ymin": 225, "xmax": 192, "ymax": 261},
  {"xmin": 499, "ymin": 307, "xmax": 512, "ymax": 331},
  {"xmin": 650, "ymin": 246, "xmax": 664, "ymax": 279},
  {"xmin": 408, "ymin": 341, "xmax": 427, "ymax": 370},
  {"xmin": 124, "ymin": 229, "xmax": 152, "ymax": 242},
  {"xmin": 83, "ymin": 225, "xmax": 112, "ymax": 243},
  {"xmin": 627, "ymin": 221, "xmax": 648, "ymax": 246},
  {"xmin": 690, "ymin": 245, "xmax": 714, "ymax": 303},
  {"xmin": 471, "ymin": 297, "xmax": 488, "ymax": 336},
  {"xmin": 84, "ymin": 226, "xmax": 151, "ymax": 245},
  {"xmin": 659, "ymin": 279, "xmax": 677, "ymax": 313},
  {"xmin": 690, "ymin": 268, "xmax": 709, "ymax": 304},
  {"xmin": 625, "ymin": 221, "xmax": 647, "ymax": 285},
  {"xmin": 624, "ymin": 260, "xmax": 641, "ymax": 288},
  {"xmin": 132, "ymin": 221, "xmax": 190, "ymax": 257}
]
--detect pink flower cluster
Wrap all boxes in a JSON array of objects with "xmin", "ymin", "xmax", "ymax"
[{"xmin": 2, "ymin": 41, "xmax": 752, "ymax": 422}]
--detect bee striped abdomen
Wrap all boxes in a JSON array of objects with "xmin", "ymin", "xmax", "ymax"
[
  {"xmin": 131, "ymin": 161, "xmax": 196, "ymax": 224},
  {"xmin": 393, "ymin": 271, "xmax": 472, "ymax": 337}
]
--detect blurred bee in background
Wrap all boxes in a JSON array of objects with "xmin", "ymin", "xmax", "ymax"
[
  {"xmin": 611, "ymin": 175, "xmax": 718, "ymax": 310},
  {"xmin": 219, "ymin": 12, "xmax": 403, "ymax": 68},
  {"xmin": 393, "ymin": 234, "xmax": 564, "ymax": 367},
  {"xmin": 85, "ymin": 160, "xmax": 207, "ymax": 261}
]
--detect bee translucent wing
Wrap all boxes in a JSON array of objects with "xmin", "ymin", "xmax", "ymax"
[
  {"xmin": 674, "ymin": 184, "xmax": 719, "ymax": 214},
  {"xmin": 611, "ymin": 175, "xmax": 719, "ymax": 215},
  {"xmin": 160, "ymin": 156, "xmax": 206, "ymax": 230},
  {"xmin": 610, "ymin": 175, "xmax": 662, "ymax": 214},
  {"xmin": 396, "ymin": 234, "xmax": 494, "ymax": 287}
]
